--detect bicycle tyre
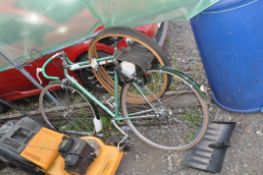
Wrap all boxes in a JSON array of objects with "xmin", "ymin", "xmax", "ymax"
[
  {"xmin": 39, "ymin": 83, "xmax": 99, "ymax": 133},
  {"xmin": 121, "ymin": 68, "xmax": 209, "ymax": 151},
  {"xmin": 88, "ymin": 27, "xmax": 171, "ymax": 104}
]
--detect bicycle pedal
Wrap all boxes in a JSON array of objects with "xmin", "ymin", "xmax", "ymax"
[
  {"xmin": 120, "ymin": 142, "xmax": 132, "ymax": 152},
  {"xmin": 118, "ymin": 139, "xmax": 132, "ymax": 152}
]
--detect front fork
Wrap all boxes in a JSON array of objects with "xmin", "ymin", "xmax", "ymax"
[{"xmin": 69, "ymin": 59, "xmax": 130, "ymax": 150}]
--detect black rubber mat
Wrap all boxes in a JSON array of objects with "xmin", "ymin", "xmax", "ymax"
[
  {"xmin": 185, "ymin": 122, "xmax": 236, "ymax": 173},
  {"xmin": 118, "ymin": 43, "xmax": 154, "ymax": 72}
]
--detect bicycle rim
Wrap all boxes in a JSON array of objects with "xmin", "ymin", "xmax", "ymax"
[
  {"xmin": 39, "ymin": 83, "xmax": 97, "ymax": 133},
  {"xmin": 121, "ymin": 69, "xmax": 209, "ymax": 151}
]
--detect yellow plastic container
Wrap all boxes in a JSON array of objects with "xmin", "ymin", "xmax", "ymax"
[{"xmin": 21, "ymin": 128, "xmax": 123, "ymax": 175}]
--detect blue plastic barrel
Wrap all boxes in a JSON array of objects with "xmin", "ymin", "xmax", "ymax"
[{"xmin": 191, "ymin": 0, "xmax": 263, "ymax": 113}]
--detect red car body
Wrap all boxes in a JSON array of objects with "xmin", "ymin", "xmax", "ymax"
[{"xmin": 0, "ymin": 24, "xmax": 158, "ymax": 102}]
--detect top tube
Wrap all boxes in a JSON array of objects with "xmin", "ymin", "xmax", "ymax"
[{"xmin": 41, "ymin": 51, "xmax": 115, "ymax": 81}]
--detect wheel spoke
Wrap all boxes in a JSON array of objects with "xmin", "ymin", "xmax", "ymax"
[{"xmin": 121, "ymin": 69, "xmax": 209, "ymax": 151}]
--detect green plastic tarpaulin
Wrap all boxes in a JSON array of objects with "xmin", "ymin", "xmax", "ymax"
[
  {"xmin": 84, "ymin": 0, "xmax": 219, "ymax": 27},
  {"xmin": 0, "ymin": 0, "xmax": 218, "ymax": 72}
]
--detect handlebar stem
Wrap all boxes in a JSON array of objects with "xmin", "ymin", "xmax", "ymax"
[{"xmin": 41, "ymin": 51, "xmax": 70, "ymax": 81}]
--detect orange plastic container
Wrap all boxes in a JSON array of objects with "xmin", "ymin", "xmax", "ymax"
[{"xmin": 21, "ymin": 128, "xmax": 123, "ymax": 175}]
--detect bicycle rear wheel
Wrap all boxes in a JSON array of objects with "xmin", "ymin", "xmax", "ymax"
[
  {"xmin": 39, "ymin": 83, "xmax": 98, "ymax": 133},
  {"xmin": 121, "ymin": 68, "xmax": 209, "ymax": 151}
]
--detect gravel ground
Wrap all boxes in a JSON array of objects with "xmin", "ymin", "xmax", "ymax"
[
  {"xmin": 2, "ymin": 21, "xmax": 263, "ymax": 175},
  {"xmin": 117, "ymin": 21, "xmax": 263, "ymax": 175}
]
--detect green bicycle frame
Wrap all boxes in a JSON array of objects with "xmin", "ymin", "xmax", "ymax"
[
  {"xmin": 42, "ymin": 53, "xmax": 127, "ymax": 120},
  {"xmin": 41, "ymin": 53, "xmax": 208, "ymax": 121}
]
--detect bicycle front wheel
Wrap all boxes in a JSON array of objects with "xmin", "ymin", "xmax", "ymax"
[
  {"xmin": 121, "ymin": 68, "xmax": 209, "ymax": 151},
  {"xmin": 39, "ymin": 83, "xmax": 98, "ymax": 133}
]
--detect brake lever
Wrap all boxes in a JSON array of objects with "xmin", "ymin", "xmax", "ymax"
[
  {"xmin": 36, "ymin": 68, "xmax": 43, "ymax": 84},
  {"xmin": 51, "ymin": 52, "xmax": 65, "ymax": 60}
]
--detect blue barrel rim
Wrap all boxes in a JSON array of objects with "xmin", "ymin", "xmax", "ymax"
[
  {"xmin": 208, "ymin": 0, "xmax": 243, "ymax": 10},
  {"xmin": 205, "ymin": 0, "xmax": 257, "ymax": 11},
  {"xmin": 211, "ymin": 92, "xmax": 263, "ymax": 113}
]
